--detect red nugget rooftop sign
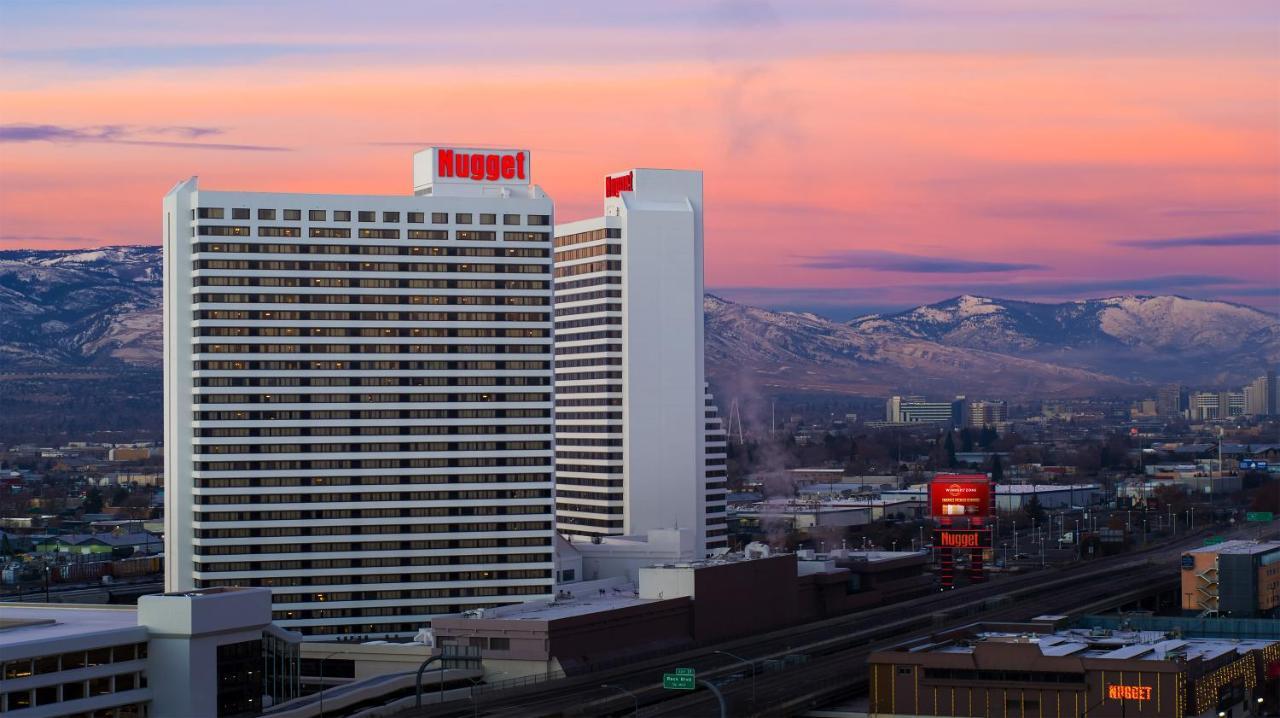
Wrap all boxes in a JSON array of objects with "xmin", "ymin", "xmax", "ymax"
[{"xmin": 433, "ymin": 148, "xmax": 530, "ymax": 184}]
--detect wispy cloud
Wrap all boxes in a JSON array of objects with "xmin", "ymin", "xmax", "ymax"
[
  {"xmin": 1113, "ymin": 230, "xmax": 1280, "ymax": 249},
  {"xmin": 797, "ymin": 250, "xmax": 1047, "ymax": 273},
  {"xmin": 0, "ymin": 124, "xmax": 289, "ymax": 151}
]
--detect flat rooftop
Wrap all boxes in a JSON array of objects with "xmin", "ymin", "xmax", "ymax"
[
  {"xmin": 920, "ymin": 627, "xmax": 1276, "ymax": 663},
  {"xmin": 1187, "ymin": 540, "xmax": 1280, "ymax": 556},
  {"xmin": 0, "ymin": 603, "xmax": 141, "ymax": 647},
  {"xmin": 438, "ymin": 579, "xmax": 653, "ymax": 622}
]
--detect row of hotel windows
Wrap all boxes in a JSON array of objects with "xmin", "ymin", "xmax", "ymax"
[
  {"xmin": 194, "ymin": 474, "xmax": 551, "ymax": 489},
  {"xmin": 193, "ymin": 392, "xmax": 549, "ymax": 404},
  {"xmin": 195, "ymin": 521, "xmax": 553, "ymax": 539},
  {"xmin": 555, "ymin": 342, "xmax": 622, "ymax": 356},
  {"xmin": 194, "ymin": 344, "xmax": 549, "ymax": 355},
  {"xmin": 197, "ymin": 227, "xmax": 548, "ymax": 243},
  {"xmin": 194, "ymin": 409, "xmax": 549, "ymax": 422},
  {"xmin": 193, "ymin": 568, "xmax": 551, "ymax": 584},
  {"xmin": 195, "ymin": 424, "xmax": 549, "ymax": 436},
  {"xmin": 197, "ymin": 208, "xmax": 549, "ymax": 226},
  {"xmin": 196, "ymin": 504, "xmax": 547, "ymax": 519},
  {"xmin": 195, "ymin": 378, "xmax": 550, "ymax": 390},
  {"xmin": 193, "ymin": 440, "xmax": 550, "ymax": 454},
  {"xmin": 194, "ymin": 277, "xmax": 547, "ymax": 289},
  {"xmin": 193, "ymin": 293, "xmax": 548, "ymax": 306},
  {"xmin": 196, "ymin": 241, "xmax": 548, "ymax": 255},
  {"xmin": 195, "ymin": 488, "xmax": 550, "ymax": 506},
  {"xmin": 195, "ymin": 360, "xmax": 547, "ymax": 372},
  {"xmin": 195, "ymin": 536, "xmax": 550, "ymax": 554},
  {"xmin": 554, "ymin": 274, "xmax": 621, "ymax": 292},
  {"xmin": 553, "ymin": 227, "xmax": 621, "ymax": 248},
  {"xmin": 196, "ymin": 326, "xmax": 548, "ymax": 338},
  {"xmin": 553, "ymin": 244, "xmax": 620, "ymax": 263},
  {"xmin": 196, "ymin": 457, "xmax": 551, "ymax": 471},
  {"xmin": 196, "ymin": 553, "xmax": 549, "ymax": 570},
  {"xmin": 194, "ymin": 259, "xmax": 547, "ymax": 273},
  {"xmin": 555, "ymin": 302, "xmax": 622, "ymax": 318}
]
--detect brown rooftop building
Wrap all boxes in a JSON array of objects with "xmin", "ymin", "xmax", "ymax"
[{"xmin": 868, "ymin": 620, "xmax": 1280, "ymax": 718}]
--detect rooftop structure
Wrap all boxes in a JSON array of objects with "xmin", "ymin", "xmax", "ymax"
[{"xmin": 0, "ymin": 587, "xmax": 299, "ymax": 718}]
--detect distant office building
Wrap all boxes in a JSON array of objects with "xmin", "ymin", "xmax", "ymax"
[
  {"xmin": 968, "ymin": 399, "xmax": 1008, "ymax": 428},
  {"xmin": 163, "ymin": 148, "xmax": 558, "ymax": 637},
  {"xmin": 1190, "ymin": 391, "xmax": 1245, "ymax": 421},
  {"xmin": 1245, "ymin": 372, "xmax": 1278, "ymax": 416},
  {"xmin": 1182, "ymin": 540, "xmax": 1280, "ymax": 618},
  {"xmin": 0, "ymin": 587, "xmax": 298, "ymax": 718},
  {"xmin": 552, "ymin": 169, "xmax": 727, "ymax": 556},
  {"xmin": 1157, "ymin": 383, "xmax": 1187, "ymax": 417},
  {"xmin": 886, "ymin": 396, "xmax": 963, "ymax": 425}
]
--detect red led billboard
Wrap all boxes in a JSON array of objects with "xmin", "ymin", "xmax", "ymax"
[{"xmin": 930, "ymin": 474, "xmax": 991, "ymax": 518}]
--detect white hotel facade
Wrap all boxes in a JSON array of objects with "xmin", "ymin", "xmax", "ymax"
[
  {"xmin": 552, "ymin": 169, "xmax": 729, "ymax": 555},
  {"xmin": 163, "ymin": 149, "xmax": 558, "ymax": 638}
]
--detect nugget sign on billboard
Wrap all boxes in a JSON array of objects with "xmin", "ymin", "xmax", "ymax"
[{"xmin": 930, "ymin": 475, "xmax": 991, "ymax": 518}]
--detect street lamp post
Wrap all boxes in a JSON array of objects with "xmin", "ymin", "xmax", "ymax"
[
  {"xmin": 714, "ymin": 649, "xmax": 757, "ymax": 710},
  {"xmin": 600, "ymin": 684, "xmax": 638, "ymax": 717},
  {"xmin": 316, "ymin": 650, "xmax": 342, "ymax": 718}
]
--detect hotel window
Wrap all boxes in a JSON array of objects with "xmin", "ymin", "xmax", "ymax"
[
  {"xmin": 197, "ymin": 208, "xmax": 225, "ymax": 219},
  {"xmin": 309, "ymin": 210, "xmax": 327, "ymax": 221},
  {"xmin": 432, "ymin": 212, "xmax": 448, "ymax": 224},
  {"xmin": 334, "ymin": 210, "xmax": 351, "ymax": 222},
  {"xmin": 358, "ymin": 211, "xmax": 376, "ymax": 222},
  {"xmin": 408, "ymin": 212, "xmax": 425, "ymax": 223},
  {"xmin": 232, "ymin": 208, "xmax": 250, "ymax": 220},
  {"xmin": 258, "ymin": 208, "xmax": 276, "ymax": 220},
  {"xmin": 503, "ymin": 214, "xmax": 520, "ymax": 225},
  {"xmin": 455, "ymin": 213, "xmax": 473, "ymax": 224},
  {"xmin": 527, "ymin": 215, "xmax": 550, "ymax": 226},
  {"xmin": 283, "ymin": 209, "xmax": 301, "ymax": 221},
  {"xmin": 383, "ymin": 211, "xmax": 400, "ymax": 223},
  {"xmin": 479, "ymin": 213, "xmax": 496, "ymax": 225}
]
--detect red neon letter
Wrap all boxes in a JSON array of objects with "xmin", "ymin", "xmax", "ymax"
[
  {"xmin": 516, "ymin": 152, "xmax": 526, "ymax": 179},
  {"xmin": 438, "ymin": 149, "xmax": 454, "ymax": 177},
  {"xmin": 501, "ymin": 155, "xmax": 515, "ymax": 179}
]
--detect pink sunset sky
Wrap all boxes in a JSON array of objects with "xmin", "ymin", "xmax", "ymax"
[{"xmin": 1, "ymin": 0, "xmax": 1276, "ymax": 318}]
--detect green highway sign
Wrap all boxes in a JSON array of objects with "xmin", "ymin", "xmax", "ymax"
[
  {"xmin": 1246, "ymin": 512, "xmax": 1274, "ymax": 522},
  {"xmin": 1204, "ymin": 536, "xmax": 1225, "ymax": 545},
  {"xmin": 663, "ymin": 670, "xmax": 695, "ymax": 690}
]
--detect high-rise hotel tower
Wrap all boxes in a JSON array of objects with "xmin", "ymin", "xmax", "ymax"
[
  {"xmin": 163, "ymin": 148, "xmax": 556, "ymax": 638},
  {"xmin": 552, "ymin": 170, "xmax": 728, "ymax": 555}
]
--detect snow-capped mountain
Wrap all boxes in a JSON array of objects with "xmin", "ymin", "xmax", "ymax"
[
  {"xmin": 847, "ymin": 294, "xmax": 1280, "ymax": 385},
  {"xmin": 704, "ymin": 295, "xmax": 1134, "ymax": 398},
  {"xmin": 0, "ymin": 245, "xmax": 162, "ymax": 368},
  {"xmin": 0, "ymin": 247, "xmax": 1274, "ymax": 396}
]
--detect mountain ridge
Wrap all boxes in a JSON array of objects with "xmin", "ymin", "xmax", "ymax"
[{"xmin": 1, "ymin": 246, "xmax": 1275, "ymax": 397}]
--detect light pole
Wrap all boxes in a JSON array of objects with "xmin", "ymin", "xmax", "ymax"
[
  {"xmin": 714, "ymin": 649, "xmax": 757, "ymax": 710},
  {"xmin": 601, "ymin": 683, "xmax": 639, "ymax": 717},
  {"xmin": 316, "ymin": 650, "xmax": 342, "ymax": 718}
]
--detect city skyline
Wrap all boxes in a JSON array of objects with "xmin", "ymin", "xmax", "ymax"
[{"xmin": 1, "ymin": 1, "xmax": 1277, "ymax": 318}]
